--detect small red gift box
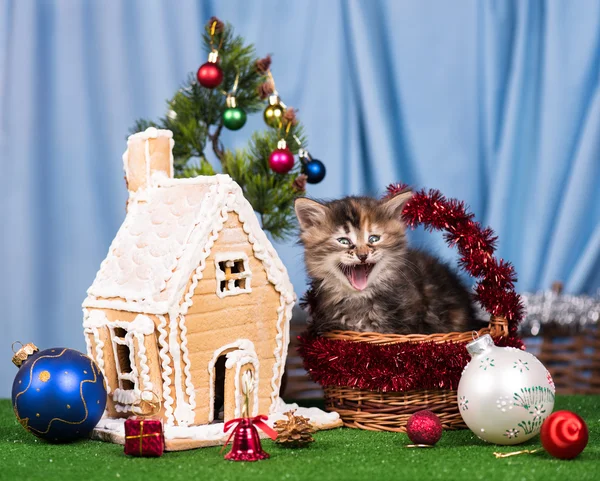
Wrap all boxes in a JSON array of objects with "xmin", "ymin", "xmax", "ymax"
[{"xmin": 124, "ymin": 418, "xmax": 165, "ymax": 457}]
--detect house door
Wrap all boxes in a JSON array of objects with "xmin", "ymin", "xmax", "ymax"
[
  {"xmin": 224, "ymin": 361, "xmax": 257, "ymax": 422},
  {"xmin": 210, "ymin": 344, "xmax": 259, "ymax": 423}
]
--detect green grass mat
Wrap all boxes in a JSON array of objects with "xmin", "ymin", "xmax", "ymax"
[{"xmin": 0, "ymin": 396, "xmax": 597, "ymax": 481}]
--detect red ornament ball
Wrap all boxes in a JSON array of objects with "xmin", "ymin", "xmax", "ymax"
[
  {"xmin": 268, "ymin": 148, "xmax": 295, "ymax": 174},
  {"xmin": 406, "ymin": 410, "xmax": 443, "ymax": 446},
  {"xmin": 196, "ymin": 61, "xmax": 223, "ymax": 89},
  {"xmin": 540, "ymin": 410, "xmax": 588, "ymax": 459}
]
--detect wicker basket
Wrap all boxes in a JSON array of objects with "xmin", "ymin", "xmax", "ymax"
[{"xmin": 316, "ymin": 317, "xmax": 509, "ymax": 432}]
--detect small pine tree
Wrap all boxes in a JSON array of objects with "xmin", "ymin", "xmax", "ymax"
[{"xmin": 132, "ymin": 17, "xmax": 310, "ymax": 240}]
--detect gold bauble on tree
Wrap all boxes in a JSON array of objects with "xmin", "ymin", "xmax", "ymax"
[{"xmin": 264, "ymin": 94, "xmax": 285, "ymax": 128}]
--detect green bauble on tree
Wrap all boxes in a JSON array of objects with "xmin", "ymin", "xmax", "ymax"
[{"xmin": 223, "ymin": 96, "xmax": 247, "ymax": 131}]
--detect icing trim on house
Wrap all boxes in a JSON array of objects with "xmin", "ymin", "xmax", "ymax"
[
  {"xmin": 178, "ymin": 314, "xmax": 196, "ymax": 420},
  {"xmin": 168, "ymin": 313, "xmax": 193, "ymax": 425},
  {"xmin": 83, "ymin": 309, "xmax": 110, "ymax": 394},
  {"xmin": 156, "ymin": 315, "xmax": 175, "ymax": 426},
  {"xmin": 269, "ymin": 296, "xmax": 292, "ymax": 410}
]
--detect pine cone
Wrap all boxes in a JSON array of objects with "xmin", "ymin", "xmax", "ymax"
[
  {"xmin": 257, "ymin": 80, "xmax": 275, "ymax": 100},
  {"xmin": 256, "ymin": 54, "xmax": 272, "ymax": 74},
  {"xmin": 274, "ymin": 411, "xmax": 315, "ymax": 448},
  {"xmin": 207, "ymin": 17, "xmax": 225, "ymax": 34},
  {"xmin": 292, "ymin": 174, "xmax": 308, "ymax": 193},
  {"xmin": 283, "ymin": 107, "xmax": 298, "ymax": 126}
]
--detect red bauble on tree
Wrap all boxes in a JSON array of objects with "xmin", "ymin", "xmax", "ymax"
[
  {"xmin": 406, "ymin": 410, "xmax": 443, "ymax": 446},
  {"xmin": 540, "ymin": 410, "xmax": 588, "ymax": 459},
  {"xmin": 197, "ymin": 51, "xmax": 223, "ymax": 89},
  {"xmin": 269, "ymin": 139, "xmax": 295, "ymax": 174}
]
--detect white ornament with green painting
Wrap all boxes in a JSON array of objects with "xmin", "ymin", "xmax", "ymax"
[{"xmin": 457, "ymin": 334, "xmax": 555, "ymax": 445}]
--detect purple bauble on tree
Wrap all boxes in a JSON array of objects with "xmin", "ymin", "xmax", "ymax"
[{"xmin": 269, "ymin": 140, "xmax": 295, "ymax": 174}]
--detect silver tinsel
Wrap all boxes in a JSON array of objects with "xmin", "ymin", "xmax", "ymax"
[{"xmin": 518, "ymin": 290, "xmax": 600, "ymax": 336}]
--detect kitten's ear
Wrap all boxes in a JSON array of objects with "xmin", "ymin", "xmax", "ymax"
[
  {"xmin": 381, "ymin": 191, "xmax": 413, "ymax": 219},
  {"xmin": 294, "ymin": 198, "xmax": 329, "ymax": 230}
]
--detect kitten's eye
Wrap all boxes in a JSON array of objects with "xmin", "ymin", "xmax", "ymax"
[
  {"xmin": 337, "ymin": 237, "xmax": 352, "ymax": 246},
  {"xmin": 368, "ymin": 235, "xmax": 381, "ymax": 244}
]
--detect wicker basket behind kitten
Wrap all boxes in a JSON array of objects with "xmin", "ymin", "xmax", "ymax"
[{"xmin": 294, "ymin": 190, "xmax": 481, "ymax": 336}]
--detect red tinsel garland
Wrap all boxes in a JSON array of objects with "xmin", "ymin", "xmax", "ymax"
[
  {"xmin": 299, "ymin": 184, "xmax": 525, "ymax": 393},
  {"xmin": 297, "ymin": 335, "xmax": 524, "ymax": 393}
]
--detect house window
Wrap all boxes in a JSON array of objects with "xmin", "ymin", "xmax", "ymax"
[
  {"xmin": 215, "ymin": 253, "xmax": 252, "ymax": 298},
  {"xmin": 109, "ymin": 327, "xmax": 137, "ymax": 393}
]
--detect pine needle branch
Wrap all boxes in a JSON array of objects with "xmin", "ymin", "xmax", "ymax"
[{"xmin": 131, "ymin": 18, "xmax": 311, "ymax": 240}]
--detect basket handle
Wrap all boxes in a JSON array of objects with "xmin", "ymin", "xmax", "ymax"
[
  {"xmin": 387, "ymin": 184, "xmax": 524, "ymax": 332},
  {"xmin": 489, "ymin": 316, "xmax": 509, "ymax": 337}
]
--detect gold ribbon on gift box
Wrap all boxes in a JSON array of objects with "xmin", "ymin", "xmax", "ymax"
[{"xmin": 126, "ymin": 419, "xmax": 162, "ymax": 456}]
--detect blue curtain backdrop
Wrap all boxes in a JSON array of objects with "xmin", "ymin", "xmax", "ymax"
[{"xmin": 1, "ymin": 0, "xmax": 599, "ymax": 396}]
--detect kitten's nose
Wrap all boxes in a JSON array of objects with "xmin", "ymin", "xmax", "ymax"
[{"xmin": 357, "ymin": 253, "xmax": 368, "ymax": 263}]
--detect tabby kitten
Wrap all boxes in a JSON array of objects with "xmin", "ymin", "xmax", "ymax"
[{"xmin": 294, "ymin": 192, "xmax": 480, "ymax": 336}]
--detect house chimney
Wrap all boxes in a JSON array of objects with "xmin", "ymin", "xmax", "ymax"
[{"xmin": 123, "ymin": 127, "xmax": 174, "ymax": 199}]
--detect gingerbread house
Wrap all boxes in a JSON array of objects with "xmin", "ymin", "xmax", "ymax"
[{"xmin": 82, "ymin": 127, "xmax": 299, "ymax": 448}]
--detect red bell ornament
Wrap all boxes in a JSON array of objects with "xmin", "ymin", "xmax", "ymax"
[
  {"xmin": 269, "ymin": 140, "xmax": 295, "ymax": 174},
  {"xmin": 223, "ymin": 415, "xmax": 278, "ymax": 462},
  {"xmin": 197, "ymin": 51, "xmax": 223, "ymax": 89}
]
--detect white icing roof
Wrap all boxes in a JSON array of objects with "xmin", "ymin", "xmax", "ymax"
[{"xmin": 83, "ymin": 174, "xmax": 295, "ymax": 314}]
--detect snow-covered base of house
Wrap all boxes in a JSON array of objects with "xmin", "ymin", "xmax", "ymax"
[{"xmin": 91, "ymin": 399, "xmax": 343, "ymax": 451}]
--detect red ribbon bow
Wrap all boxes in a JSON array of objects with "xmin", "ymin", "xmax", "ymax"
[{"xmin": 223, "ymin": 415, "xmax": 278, "ymax": 448}]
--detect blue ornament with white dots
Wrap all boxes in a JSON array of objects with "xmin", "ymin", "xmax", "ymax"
[{"xmin": 11, "ymin": 343, "xmax": 107, "ymax": 442}]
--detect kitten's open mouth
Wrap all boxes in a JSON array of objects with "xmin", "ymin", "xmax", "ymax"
[{"xmin": 340, "ymin": 263, "xmax": 375, "ymax": 291}]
